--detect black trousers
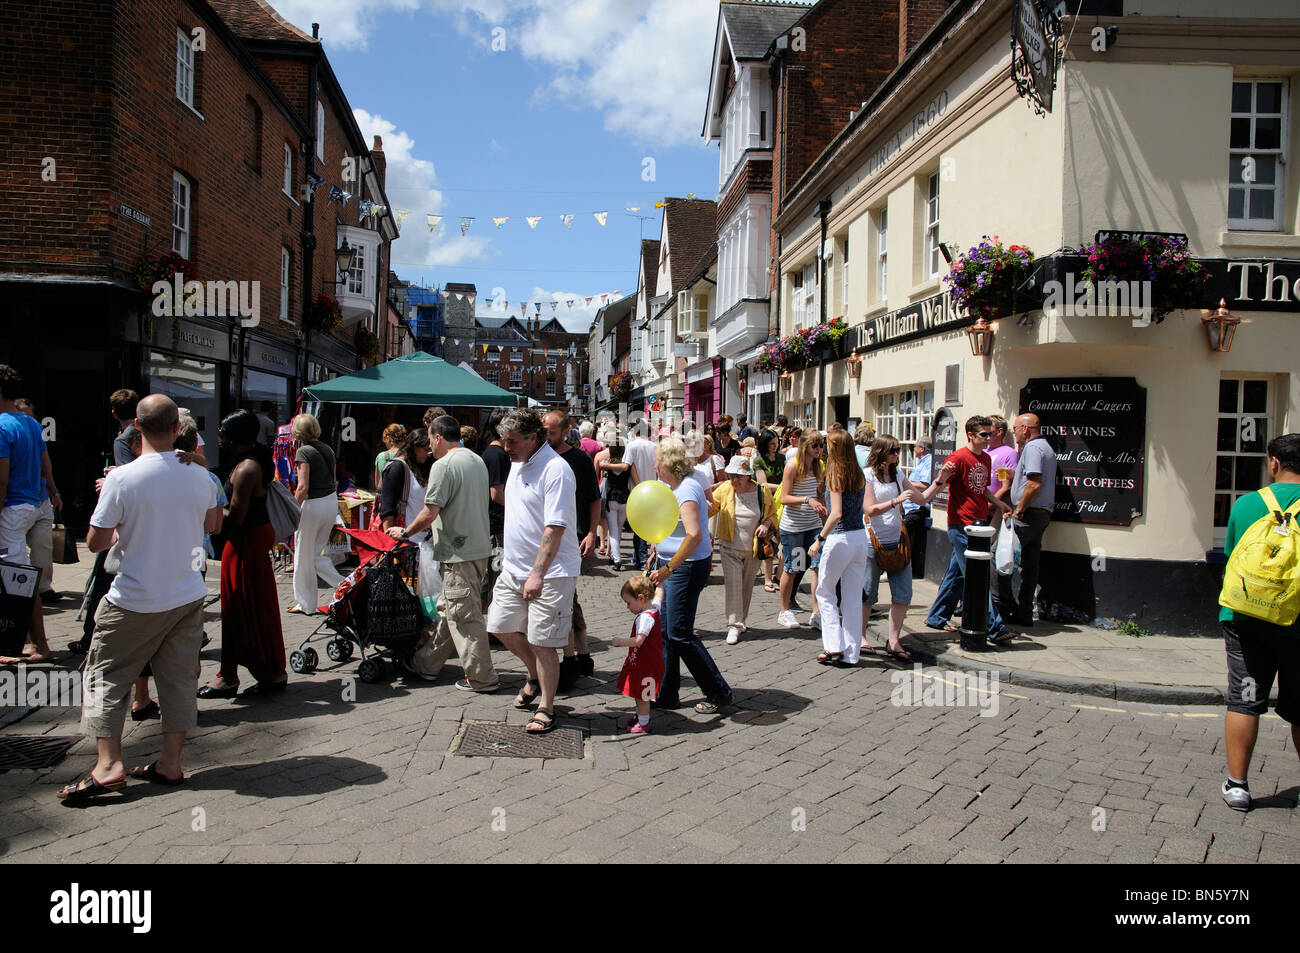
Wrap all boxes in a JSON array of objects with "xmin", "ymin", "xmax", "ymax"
[
  {"xmin": 995, "ymin": 509, "xmax": 1052, "ymax": 621},
  {"xmin": 903, "ymin": 508, "xmax": 929, "ymax": 579},
  {"xmin": 80, "ymin": 549, "xmax": 114, "ymax": 644}
]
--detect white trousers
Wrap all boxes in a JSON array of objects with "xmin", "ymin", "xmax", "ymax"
[
  {"xmin": 816, "ymin": 530, "xmax": 869, "ymax": 664},
  {"xmin": 293, "ymin": 495, "xmax": 344, "ymax": 614},
  {"xmin": 606, "ymin": 502, "xmax": 626, "ymax": 563}
]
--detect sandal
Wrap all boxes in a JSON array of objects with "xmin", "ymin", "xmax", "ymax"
[
  {"xmin": 817, "ymin": 652, "xmax": 843, "ymax": 666},
  {"xmin": 286, "ymin": 604, "xmax": 305, "ymax": 615},
  {"xmin": 694, "ymin": 694, "xmax": 733, "ymax": 715},
  {"xmin": 764, "ymin": 582, "xmax": 778, "ymax": 592},
  {"xmin": 990, "ymin": 630, "xmax": 1016, "ymax": 645},
  {"xmin": 513, "ymin": 678, "xmax": 540, "ymax": 710},
  {"xmin": 129, "ymin": 762, "xmax": 185, "ymax": 787},
  {"xmin": 525, "ymin": 707, "xmax": 556, "ymax": 734},
  {"xmin": 57, "ymin": 772, "xmax": 127, "ymax": 803},
  {"xmin": 884, "ymin": 643, "xmax": 913, "ymax": 662}
]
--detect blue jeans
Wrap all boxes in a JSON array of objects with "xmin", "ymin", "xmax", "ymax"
[
  {"xmin": 924, "ymin": 526, "xmax": 1006, "ymax": 638},
  {"xmin": 657, "ymin": 557, "xmax": 731, "ymax": 705},
  {"xmin": 632, "ymin": 532, "xmax": 649, "ymax": 570}
]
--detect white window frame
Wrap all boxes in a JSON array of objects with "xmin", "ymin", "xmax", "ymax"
[
  {"xmin": 792, "ymin": 261, "xmax": 817, "ymax": 331},
  {"xmin": 510, "ymin": 350, "xmax": 523, "ymax": 362},
  {"xmin": 316, "ymin": 102, "xmax": 325, "ymax": 162},
  {"xmin": 172, "ymin": 171, "xmax": 191, "ymax": 257},
  {"xmin": 346, "ymin": 242, "xmax": 367, "ymax": 296},
  {"xmin": 175, "ymin": 29, "xmax": 194, "ymax": 107},
  {"xmin": 840, "ymin": 235, "xmax": 850, "ymax": 318},
  {"xmin": 1214, "ymin": 376, "xmax": 1273, "ymax": 547},
  {"xmin": 924, "ymin": 173, "xmax": 941, "ymax": 279},
  {"xmin": 1229, "ymin": 79, "xmax": 1287, "ymax": 231},
  {"xmin": 876, "ymin": 208, "xmax": 888, "ymax": 303},
  {"xmin": 873, "ymin": 385, "xmax": 935, "ymax": 476},
  {"xmin": 282, "ymin": 143, "xmax": 294, "ymax": 197},
  {"xmin": 280, "ymin": 246, "xmax": 291, "ymax": 322},
  {"xmin": 486, "ymin": 349, "xmax": 500, "ymax": 363},
  {"xmin": 509, "ymin": 367, "xmax": 523, "ymax": 387},
  {"xmin": 545, "ymin": 379, "xmax": 556, "ymax": 397},
  {"xmin": 651, "ymin": 316, "xmax": 666, "ymax": 363},
  {"xmin": 676, "ymin": 290, "xmax": 708, "ymax": 338}
]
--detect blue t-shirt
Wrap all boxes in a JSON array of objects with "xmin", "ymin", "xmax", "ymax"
[
  {"xmin": 826, "ymin": 486, "xmax": 865, "ymax": 534},
  {"xmin": 902, "ymin": 453, "xmax": 932, "ymax": 516},
  {"xmin": 656, "ymin": 476, "xmax": 713, "ymax": 562},
  {"xmin": 0, "ymin": 412, "xmax": 47, "ymax": 507}
]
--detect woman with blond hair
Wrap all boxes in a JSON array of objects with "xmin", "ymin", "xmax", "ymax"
[
  {"xmin": 776, "ymin": 429, "xmax": 828, "ymax": 628},
  {"xmin": 288, "ymin": 413, "xmax": 344, "ymax": 615},
  {"xmin": 808, "ymin": 430, "xmax": 868, "ymax": 665},
  {"xmin": 649, "ymin": 435, "xmax": 732, "ymax": 713}
]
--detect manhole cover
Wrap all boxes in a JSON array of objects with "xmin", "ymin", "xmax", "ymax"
[
  {"xmin": 455, "ymin": 721, "xmax": 583, "ymax": 759},
  {"xmin": 0, "ymin": 735, "xmax": 79, "ymax": 770}
]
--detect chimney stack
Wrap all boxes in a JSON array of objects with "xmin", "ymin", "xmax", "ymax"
[
  {"xmin": 371, "ymin": 135, "xmax": 386, "ymax": 190},
  {"xmin": 899, "ymin": 0, "xmax": 952, "ymax": 62}
]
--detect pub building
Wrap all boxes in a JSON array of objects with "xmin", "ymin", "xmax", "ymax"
[{"xmin": 773, "ymin": 0, "xmax": 1300, "ymax": 632}]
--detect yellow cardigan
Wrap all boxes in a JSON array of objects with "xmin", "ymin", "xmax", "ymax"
[{"xmin": 710, "ymin": 481, "xmax": 779, "ymax": 557}]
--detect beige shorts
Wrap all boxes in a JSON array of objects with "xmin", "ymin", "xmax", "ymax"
[{"xmin": 486, "ymin": 573, "xmax": 576, "ymax": 649}]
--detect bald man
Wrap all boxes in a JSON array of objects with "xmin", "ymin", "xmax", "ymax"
[
  {"xmin": 996, "ymin": 413, "xmax": 1058, "ymax": 626},
  {"xmin": 59, "ymin": 394, "xmax": 222, "ymax": 802}
]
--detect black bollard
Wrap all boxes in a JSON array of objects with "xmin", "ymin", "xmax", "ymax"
[{"xmin": 959, "ymin": 524, "xmax": 997, "ymax": 651}]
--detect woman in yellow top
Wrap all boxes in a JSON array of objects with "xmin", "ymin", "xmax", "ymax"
[{"xmin": 709, "ymin": 454, "xmax": 778, "ymax": 644}]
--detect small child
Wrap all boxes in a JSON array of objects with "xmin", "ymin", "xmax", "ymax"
[{"xmin": 612, "ymin": 576, "xmax": 665, "ymax": 734}]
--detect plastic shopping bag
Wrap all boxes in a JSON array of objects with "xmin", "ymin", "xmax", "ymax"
[
  {"xmin": 417, "ymin": 539, "xmax": 443, "ymax": 620},
  {"xmin": 995, "ymin": 521, "xmax": 1021, "ymax": 576}
]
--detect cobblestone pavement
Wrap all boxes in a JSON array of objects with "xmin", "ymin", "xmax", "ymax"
[{"xmin": 1, "ymin": 559, "xmax": 1298, "ymax": 864}]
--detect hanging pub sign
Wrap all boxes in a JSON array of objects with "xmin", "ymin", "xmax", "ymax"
[
  {"xmin": 1020, "ymin": 377, "xmax": 1146, "ymax": 526},
  {"xmin": 1011, "ymin": 0, "xmax": 1061, "ymax": 115}
]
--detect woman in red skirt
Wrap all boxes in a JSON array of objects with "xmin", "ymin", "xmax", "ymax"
[
  {"xmin": 612, "ymin": 576, "xmax": 665, "ymax": 734},
  {"xmin": 198, "ymin": 410, "xmax": 286, "ymax": 699}
]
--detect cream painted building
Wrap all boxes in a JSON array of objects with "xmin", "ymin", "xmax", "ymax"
[{"xmin": 773, "ymin": 0, "xmax": 1300, "ymax": 630}]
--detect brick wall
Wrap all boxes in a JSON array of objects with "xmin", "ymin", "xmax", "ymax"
[
  {"xmin": 717, "ymin": 158, "xmax": 772, "ymax": 228},
  {"xmin": 899, "ymin": 0, "xmax": 953, "ymax": 63}
]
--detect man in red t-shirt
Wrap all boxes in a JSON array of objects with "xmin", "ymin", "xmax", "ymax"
[{"xmin": 924, "ymin": 415, "xmax": 1014, "ymax": 643}]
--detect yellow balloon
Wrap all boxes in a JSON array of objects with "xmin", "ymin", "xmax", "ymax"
[{"xmin": 626, "ymin": 480, "xmax": 680, "ymax": 545}]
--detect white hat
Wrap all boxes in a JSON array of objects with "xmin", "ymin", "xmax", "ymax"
[{"xmin": 724, "ymin": 455, "xmax": 753, "ymax": 477}]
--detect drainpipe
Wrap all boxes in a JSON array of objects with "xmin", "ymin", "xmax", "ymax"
[
  {"xmin": 816, "ymin": 197, "xmax": 831, "ymax": 430},
  {"xmin": 300, "ymin": 23, "xmax": 321, "ymax": 397}
]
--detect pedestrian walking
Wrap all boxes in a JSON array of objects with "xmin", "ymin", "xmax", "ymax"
[
  {"xmin": 288, "ymin": 413, "xmax": 344, "ymax": 615},
  {"xmin": 543, "ymin": 410, "xmax": 598, "ymax": 691},
  {"xmin": 611, "ymin": 575, "xmax": 664, "ymax": 734},
  {"xmin": 709, "ymin": 454, "xmax": 777, "ymax": 644},
  {"xmin": 480, "ymin": 407, "xmax": 510, "ymax": 608},
  {"xmin": 599, "ymin": 443, "xmax": 637, "ymax": 569},
  {"xmin": 623, "ymin": 422, "xmax": 657, "ymax": 570},
  {"xmin": 777, "ymin": 429, "xmax": 828, "ymax": 628},
  {"xmin": 372, "ymin": 424, "xmax": 406, "ymax": 493},
  {"xmin": 809, "ymin": 430, "xmax": 868, "ymax": 666},
  {"xmin": 376, "ymin": 427, "xmax": 431, "ymax": 538}
]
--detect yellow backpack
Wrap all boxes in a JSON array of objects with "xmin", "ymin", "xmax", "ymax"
[{"xmin": 1219, "ymin": 485, "xmax": 1300, "ymax": 626}]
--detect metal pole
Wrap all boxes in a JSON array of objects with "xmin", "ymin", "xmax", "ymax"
[{"xmin": 959, "ymin": 524, "xmax": 997, "ymax": 651}]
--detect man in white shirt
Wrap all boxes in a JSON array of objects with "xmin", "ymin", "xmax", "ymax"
[
  {"xmin": 623, "ymin": 421, "xmax": 657, "ymax": 570},
  {"xmin": 58, "ymin": 395, "xmax": 222, "ymax": 803},
  {"xmin": 486, "ymin": 408, "xmax": 579, "ymax": 734}
]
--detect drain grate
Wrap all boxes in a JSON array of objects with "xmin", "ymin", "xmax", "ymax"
[
  {"xmin": 0, "ymin": 735, "xmax": 79, "ymax": 770},
  {"xmin": 455, "ymin": 721, "xmax": 584, "ymax": 759}
]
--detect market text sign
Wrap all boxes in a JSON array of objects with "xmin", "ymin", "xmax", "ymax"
[
  {"xmin": 860, "ymin": 289, "xmax": 972, "ymax": 351},
  {"xmin": 1020, "ymin": 377, "xmax": 1146, "ymax": 526}
]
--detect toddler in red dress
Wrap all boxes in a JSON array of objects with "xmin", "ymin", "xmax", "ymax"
[{"xmin": 612, "ymin": 576, "xmax": 665, "ymax": 734}]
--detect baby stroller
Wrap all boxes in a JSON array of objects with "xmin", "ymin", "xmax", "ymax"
[{"xmin": 288, "ymin": 528, "xmax": 424, "ymax": 683}]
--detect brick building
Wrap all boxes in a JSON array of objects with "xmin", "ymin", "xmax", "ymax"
[
  {"xmin": 0, "ymin": 0, "xmax": 396, "ymax": 528},
  {"xmin": 473, "ymin": 314, "xmax": 590, "ymax": 416}
]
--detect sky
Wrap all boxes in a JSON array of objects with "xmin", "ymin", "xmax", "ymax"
[{"xmin": 266, "ymin": 0, "xmax": 738, "ymax": 333}]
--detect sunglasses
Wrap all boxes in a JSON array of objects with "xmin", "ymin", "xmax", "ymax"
[{"xmin": 976, "ymin": 431, "xmax": 992, "ymax": 438}]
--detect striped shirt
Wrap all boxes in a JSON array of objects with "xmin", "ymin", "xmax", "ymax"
[{"xmin": 780, "ymin": 472, "xmax": 824, "ymax": 533}]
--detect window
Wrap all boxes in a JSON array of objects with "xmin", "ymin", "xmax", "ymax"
[
  {"xmin": 651, "ymin": 317, "xmax": 665, "ymax": 363},
  {"xmin": 172, "ymin": 172, "xmax": 191, "ymax": 257},
  {"xmin": 792, "ymin": 261, "xmax": 817, "ymax": 330},
  {"xmin": 876, "ymin": 208, "xmax": 888, "ymax": 302},
  {"xmin": 1214, "ymin": 377, "xmax": 1272, "ymax": 546},
  {"xmin": 282, "ymin": 143, "xmax": 294, "ymax": 197},
  {"xmin": 316, "ymin": 102, "xmax": 325, "ymax": 162},
  {"xmin": 1229, "ymin": 80, "xmax": 1287, "ymax": 231},
  {"xmin": 510, "ymin": 350, "xmax": 523, "ymax": 362},
  {"xmin": 486, "ymin": 349, "xmax": 500, "ymax": 363},
  {"xmin": 874, "ymin": 386, "xmax": 935, "ymax": 475},
  {"xmin": 510, "ymin": 367, "xmax": 523, "ymax": 387},
  {"xmin": 677, "ymin": 291, "xmax": 708, "ymax": 338},
  {"xmin": 244, "ymin": 99, "xmax": 261, "ymax": 173},
  {"xmin": 280, "ymin": 246, "xmax": 291, "ymax": 322},
  {"xmin": 346, "ymin": 242, "xmax": 366, "ymax": 295},
  {"xmin": 924, "ymin": 173, "xmax": 940, "ymax": 278},
  {"xmin": 546, "ymin": 379, "xmax": 556, "ymax": 397},
  {"xmin": 546, "ymin": 355, "xmax": 557, "ymax": 370},
  {"xmin": 175, "ymin": 29, "xmax": 195, "ymax": 107}
]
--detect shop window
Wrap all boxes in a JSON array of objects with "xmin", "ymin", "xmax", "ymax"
[
  {"xmin": 280, "ymin": 246, "xmax": 291, "ymax": 322},
  {"xmin": 874, "ymin": 385, "xmax": 935, "ymax": 475},
  {"xmin": 1229, "ymin": 80, "xmax": 1287, "ymax": 231},
  {"xmin": 175, "ymin": 28, "xmax": 195, "ymax": 108},
  {"xmin": 1214, "ymin": 376, "xmax": 1272, "ymax": 546},
  {"xmin": 150, "ymin": 351, "xmax": 218, "ymax": 468},
  {"xmin": 876, "ymin": 208, "xmax": 888, "ymax": 302},
  {"xmin": 172, "ymin": 172, "xmax": 191, "ymax": 258},
  {"xmin": 923, "ymin": 172, "xmax": 941, "ymax": 279}
]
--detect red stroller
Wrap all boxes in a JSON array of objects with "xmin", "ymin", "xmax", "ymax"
[{"xmin": 288, "ymin": 528, "xmax": 424, "ymax": 683}]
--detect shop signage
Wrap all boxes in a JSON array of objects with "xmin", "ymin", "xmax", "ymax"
[
  {"xmin": 1019, "ymin": 377, "xmax": 1145, "ymax": 526},
  {"xmin": 310, "ymin": 331, "xmax": 358, "ymax": 371},
  {"xmin": 1011, "ymin": 0, "xmax": 1060, "ymax": 115},
  {"xmin": 930, "ymin": 407, "xmax": 957, "ymax": 508},
  {"xmin": 859, "ymin": 289, "xmax": 973, "ymax": 352},
  {"xmin": 133, "ymin": 316, "xmax": 229, "ymax": 362},
  {"xmin": 1094, "ymin": 229, "xmax": 1188, "ymax": 245},
  {"xmin": 118, "ymin": 203, "xmax": 151, "ymax": 228},
  {"xmin": 244, "ymin": 335, "xmax": 296, "ymax": 374},
  {"xmin": 1209, "ymin": 258, "xmax": 1300, "ymax": 312}
]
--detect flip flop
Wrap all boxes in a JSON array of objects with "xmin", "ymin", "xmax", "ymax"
[
  {"xmin": 816, "ymin": 652, "xmax": 843, "ymax": 666},
  {"xmin": 764, "ymin": 583, "xmax": 779, "ymax": 592},
  {"xmin": 286, "ymin": 605, "xmax": 305, "ymax": 614},
  {"xmin": 859, "ymin": 644, "xmax": 879, "ymax": 656},
  {"xmin": 990, "ymin": 630, "xmax": 1017, "ymax": 645},
  {"xmin": 884, "ymin": 644, "xmax": 913, "ymax": 662},
  {"xmin": 129, "ymin": 762, "xmax": 185, "ymax": 787},
  {"xmin": 57, "ymin": 772, "xmax": 127, "ymax": 803}
]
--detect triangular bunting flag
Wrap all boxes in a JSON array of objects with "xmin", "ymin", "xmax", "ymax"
[
  {"xmin": 459, "ymin": 217, "xmax": 473, "ymax": 235},
  {"xmin": 493, "ymin": 217, "xmax": 508, "ymax": 228},
  {"xmin": 534, "ymin": 302, "xmax": 541, "ymax": 315},
  {"xmin": 566, "ymin": 299, "xmax": 574, "ymax": 308},
  {"xmin": 329, "ymin": 186, "xmax": 344, "ymax": 204},
  {"xmin": 395, "ymin": 210, "xmax": 410, "ymax": 228},
  {"xmin": 526, "ymin": 216, "xmax": 541, "ymax": 229},
  {"xmin": 454, "ymin": 293, "xmax": 464, "ymax": 302},
  {"xmin": 453, "ymin": 339, "xmax": 460, "ymax": 346},
  {"xmin": 686, "ymin": 193, "xmax": 696, "ymax": 200},
  {"xmin": 593, "ymin": 211, "xmax": 608, "ymax": 226},
  {"xmin": 467, "ymin": 293, "xmax": 476, "ymax": 306},
  {"xmin": 625, "ymin": 206, "xmax": 640, "ymax": 213},
  {"xmin": 427, "ymin": 215, "xmax": 442, "ymax": 232},
  {"xmin": 654, "ymin": 200, "xmax": 666, "ymax": 209},
  {"xmin": 560, "ymin": 214, "xmax": 574, "ymax": 228},
  {"xmin": 585, "ymin": 297, "xmax": 593, "ymax": 306},
  {"xmin": 550, "ymin": 302, "xmax": 557, "ymax": 311}
]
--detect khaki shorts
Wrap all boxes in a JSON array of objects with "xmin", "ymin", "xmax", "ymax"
[{"xmin": 486, "ymin": 573, "xmax": 576, "ymax": 649}]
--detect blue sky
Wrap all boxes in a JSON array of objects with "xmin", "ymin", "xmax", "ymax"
[{"xmin": 267, "ymin": 0, "xmax": 729, "ymax": 332}]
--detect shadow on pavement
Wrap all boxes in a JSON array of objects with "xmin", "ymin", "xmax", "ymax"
[{"xmin": 183, "ymin": 755, "xmax": 387, "ymax": 795}]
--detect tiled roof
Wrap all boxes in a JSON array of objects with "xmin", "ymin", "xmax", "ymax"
[
  {"xmin": 663, "ymin": 197, "xmax": 717, "ymax": 297},
  {"xmin": 639, "ymin": 239, "xmax": 660, "ymax": 292},
  {"xmin": 206, "ymin": 0, "xmax": 315, "ymax": 43},
  {"xmin": 720, "ymin": 0, "xmax": 811, "ymax": 59}
]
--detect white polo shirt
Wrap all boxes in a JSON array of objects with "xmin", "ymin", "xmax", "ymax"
[{"xmin": 502, "ymin": 441, "xmax": 580, "ymax": 579}]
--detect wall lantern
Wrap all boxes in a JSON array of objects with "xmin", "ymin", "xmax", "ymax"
[
  {"xmin": 1202, "ymin": 299, "xmax": 1240, "ymax": 353},
  {"xmin": 846, "ymin": 353, "xmax": 863, "ymax": 379},
  {"xmin": 966, "ymin": 316, "xmax": 994, "ymax": 356}
]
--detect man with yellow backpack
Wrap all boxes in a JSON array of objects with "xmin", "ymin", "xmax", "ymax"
[{"xmin": 1218, "ymin": 433, "xmax": 1300, "ymax": 811}]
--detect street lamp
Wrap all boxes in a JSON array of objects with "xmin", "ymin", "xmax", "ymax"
[
  {"xmin": 1202, "ymin": 299, "xmax": 1241, "ymax": 353},
  {"xmin": 966, "ymin": 316, "xmax": 994, "ymax": 356},
  {"xmin": 335, "ymin": 239, "xmax": 358, "ymax": 283}
]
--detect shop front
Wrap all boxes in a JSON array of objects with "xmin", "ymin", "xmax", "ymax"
[
  {"xmin": 242, "ymin": 331, "xmax": 299, "ymax": 431},
  {"xmin": 683, "ymin": 357, "xmax": 721, "ymax": 430}
]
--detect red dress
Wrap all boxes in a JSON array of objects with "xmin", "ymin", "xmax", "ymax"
[{"xmin": 617, "ymin": 607, "xmax": 665, "ymax": 700}]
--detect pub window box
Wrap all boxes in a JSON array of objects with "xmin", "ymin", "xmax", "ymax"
[
  {"xmin": 1071, "ymin": 235, "xmax": 1211, "ymax": 323},
  {"xmin": 944, "ymin": 236, "xmax": 1036, "ymax": 324}
]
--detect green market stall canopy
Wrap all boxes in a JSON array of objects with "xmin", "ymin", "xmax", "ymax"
[{"xmin": 302, "ymin": 351, "xmax": 519, "ymax": 408}]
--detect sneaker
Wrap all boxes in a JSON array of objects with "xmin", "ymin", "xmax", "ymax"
[
  {"xmin": 628, "ymin": 721, "xmax": 652, "ymax": 734},
  {"xmin": 1221, "ymin": 781, "xmax": 1251, "ymax": 812},
  {"xmin": 725, "ymin": 626, "xmax": 741, "ymax": 645},
  {"xmin": 454, "ymin": 678, "xmax": 499, "ymax": 693},
  {"xmin": 809, "ymin": 613, "xmax": 822, "ymax": 629},
  {"xmin": 777, "ymin": 610, "xmax": 800, "ymax": 629}
]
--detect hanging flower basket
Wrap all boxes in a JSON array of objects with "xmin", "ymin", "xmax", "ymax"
[
  {"xmin": 944, "ymin": 236, "xmax": 1035, "ymax": 323},
  {"xmin": 132, "ymin": 251, "xmax": 194, "ymax": 292},
  {"xmin": 309, "ymin": 292, "xmax": 343, "ymax": 334},
  {"xmin": 355, "ymin": 326, "xmax": 380, "ymax": 363},
  {"xmin": 608, "ymin": 370, "xmax": 632, "ymax": 403},
  {"xmin": 756, "ymin": 318, "xmax": 848, "ymax": 373},
  {"xmin": 1073, "ymin": 234, "xmax": 1210, "ymax": 323}
]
